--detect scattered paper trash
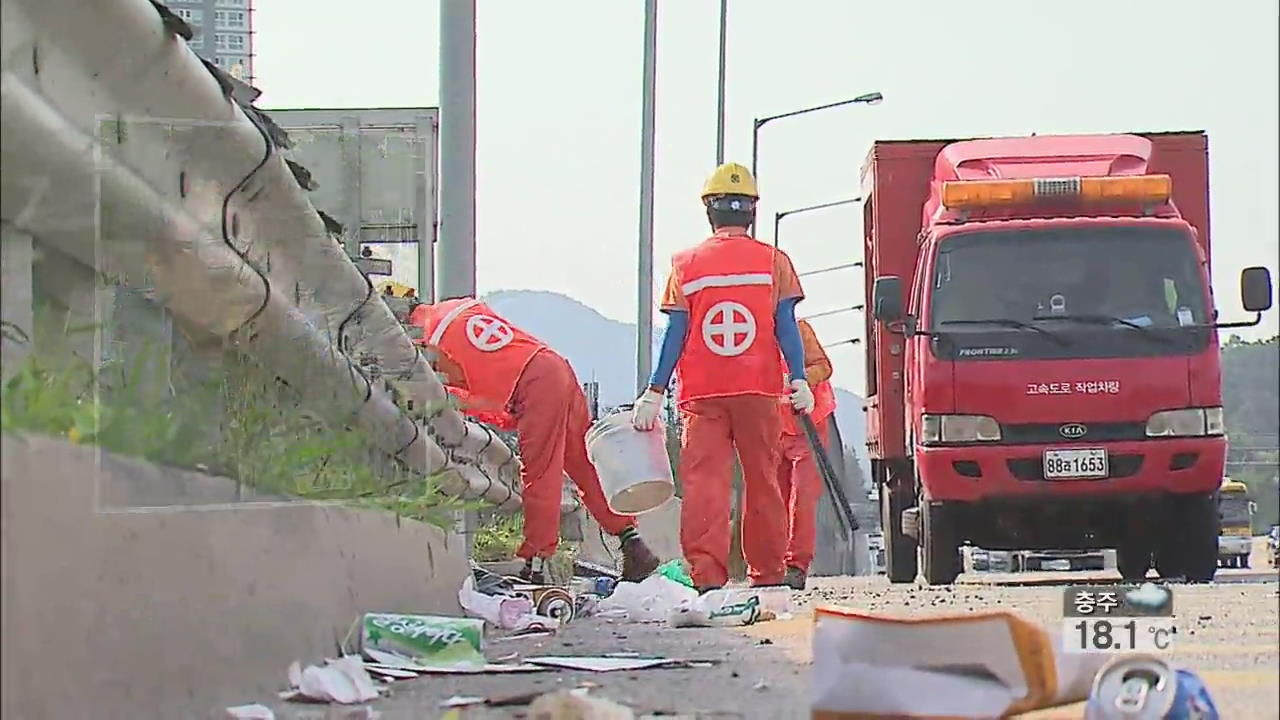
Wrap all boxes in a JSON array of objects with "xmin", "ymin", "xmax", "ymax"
[
  {"xmin": 594, "ymin": 574, "xmax": 697, "ymax": 623},
  {"xmin": 810, "ymin": 607, "xmax": 1111, "ymax": 718},
  {"xmin": 282, "ymin": 655, "xmax": 382, "ymax": 705},
  {"xmin": 458, "ymin": 575, "xmax": 559, "ymax": 633},
  {"xmin": 225, "ymin": 704, "xmax": 275, "ymax": 719},
  {"xmin": 669, "ymin": 589, "xmax": 778, "ymax": 628},
  {"xmin": 361, "ymin": 646, "xmax": 546, "ymax": 674},
  {"xmin": 358, "ymin": 613, "xmax": 485, "ymax": 668},
  {"xmin": 525, "ymin": 655, "xmax": 707, "ymax": 672},
  {"xmin": 528, "ymin": 688, "xmax": 636, "ymax": 720}
]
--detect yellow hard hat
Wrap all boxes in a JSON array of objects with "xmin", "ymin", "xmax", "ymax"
[{"xmin": 701, "ymin": 162, "xmax": 759, "ymax": 201}]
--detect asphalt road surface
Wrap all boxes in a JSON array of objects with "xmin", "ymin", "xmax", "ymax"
[{"xmin": 266, "ymin": 564, "xmax": 1278, "ymax": 719}]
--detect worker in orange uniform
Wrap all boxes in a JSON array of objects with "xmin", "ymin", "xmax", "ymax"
[
  {"xmin": 409, "ymin": 298, "xmax": 660, "ymax": 584},
  {"xmin": 630, "ymin": 163, "xmax": 814, "ymax": 592},
  {"xmin": 776, "ymin": 319, "xmax": 837, "ymax": 591}
]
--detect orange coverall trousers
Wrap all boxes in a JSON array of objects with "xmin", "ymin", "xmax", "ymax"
[
  {"xmin": 777, "ymin": 416, "xmax": 828, "ymax": 573},
  {"xmin": 509, "ymin": 350, "xmax": 635, "ymax": 560},
  {"xmin": 678, "ymin": 394, "xmax": 787, "ymax": 587}
]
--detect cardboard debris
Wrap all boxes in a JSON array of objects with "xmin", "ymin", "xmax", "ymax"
[
  {"xmin": 225, "ymin": 703, "xmax": 275, "ymax": 719},
  {"xmin": 811, "ymin": 607, "xmax": 1112, "ymax": 718}
]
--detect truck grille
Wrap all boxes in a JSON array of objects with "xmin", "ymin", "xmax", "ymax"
[
  {"xmin": 1007, "ymin": 454, "xmax": 1144, "ymax": 481},
  {"xmin": 1000, "ymin": 421, "xmax": 1147, "ymax": 445}
]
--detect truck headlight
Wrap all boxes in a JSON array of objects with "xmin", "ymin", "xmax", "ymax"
[
  {"xmin": 922, "ymin": 414, "xmax": 1001, "ymax": 444},
  {"xmin": 1145, "ymin": 407, "xmax": 1224, "ymax": 437}
]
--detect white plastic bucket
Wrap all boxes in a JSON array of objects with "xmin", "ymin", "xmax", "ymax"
[{"xmin": 585, "ymin": 409, "xmax": 676, "ymax": 515}]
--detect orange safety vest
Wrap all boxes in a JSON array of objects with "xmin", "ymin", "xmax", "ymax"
[
  {"xmin": 410, "ymin": 298, "xmax": 545, "ymax": 413},
  {"xmin": 671, "ymin": 235, "xmax": 787, "ymax": 405},
  {"xmin": 781, "ymin": 379, "xmax": 837, "ymax": 436}
]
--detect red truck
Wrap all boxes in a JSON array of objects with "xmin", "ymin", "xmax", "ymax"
[{"xmin": 861, "ymin": 131, "xmax": 1273, "ymax": 585}]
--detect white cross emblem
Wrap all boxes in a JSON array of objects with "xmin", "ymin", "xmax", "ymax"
[
  {"xmin": 702, "ymin": 301, "xmax": 757, "ymax": 357},
  {"xmin": 465, "ymin": 314, "xmax": 515, "ymax": 352}
]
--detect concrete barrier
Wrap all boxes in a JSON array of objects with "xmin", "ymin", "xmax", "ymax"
[{"xmin": 0, "ymin": 433, "xmax": 469, "ymax": 719}]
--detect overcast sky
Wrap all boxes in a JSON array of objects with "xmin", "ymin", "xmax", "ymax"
[{"xmin": 254, "ymin": 0, "xmax": 1279, "ymax": 393}]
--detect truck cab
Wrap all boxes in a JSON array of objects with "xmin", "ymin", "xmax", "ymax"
[{"xmin": 861, "ymin": 132, "xmax": 1273, "ymax": 585}]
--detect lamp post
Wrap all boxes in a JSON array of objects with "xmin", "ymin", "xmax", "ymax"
[
  {"xmin": 773, "ymin": 196, "xmax": 861, "ymax": 248},
  {"xmin": 802, "ymin": 304, "xmax": 864, "ymax": 322},
  {"xmin": 635, "ymin": 0, "xmax": 658, "ymax": 394},
  {"xmin": 799, "ymin": 261, "xmax": 862, "ymax": 279},
  {"xmin": 749, "ymin": 92, "xmax": 882, "ymax": 233},
  {"xmin": 822, "ymin": 337, "xmax": 862, "ymax": 349},
  {"xmin": 714, "ymin": 0, "xmax": 728, "ymax": 165}
]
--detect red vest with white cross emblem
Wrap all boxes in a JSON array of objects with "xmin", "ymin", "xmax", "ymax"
[
  {"xmin": 671, "ymin": 235, "xmax": 787, "ymax": 406},
  {"xmin": 410, "ymin": 298, "xmax": 545, "ymax": 413}
]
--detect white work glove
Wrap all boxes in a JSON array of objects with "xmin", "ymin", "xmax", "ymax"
[
  {"xmin": 788, "ymin": 379, "xmax": 815, "ymax": 415},
  {"xmin": 631, "ymin": 389, "xmax": 665, "ymax": 431}
]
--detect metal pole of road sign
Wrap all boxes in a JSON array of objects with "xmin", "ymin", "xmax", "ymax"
[
  {"xmin": 438, "ymin": 0, "xmax": 477, "ymax": 301},
  {"xmin": 714, "ymin": 0, "xmax": 727, "ymax": 166},
  {"xmin": 635, "ymin": 0, "xmax": 658, "ymax": 394}
]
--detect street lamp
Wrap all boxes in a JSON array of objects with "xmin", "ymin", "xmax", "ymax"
[
  {"xmin": 822, "ymin": 337, "xmax": 862, "ymax": 349},
  {"xmin": 774, "ymin": 196, "xmax": 861, "ymax": 248},
  {"xmin": 749, "ymin": 91, "xmax": 883, "ymax": 233},
  {"xmin": 799, "ymin": 261, "xmax": 862, "ymax": 279},
  {"xmin": 802, "ymin": 304, "xmax": 864, "ymax": 321}
]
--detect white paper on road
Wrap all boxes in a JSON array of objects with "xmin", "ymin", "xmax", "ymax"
[
  {"xmin": 810, "ymin": 607, "xmax": 1111, "ymax": 718},
  {"xmin": 361, "ymin": 647, "xmax": 545, "ymax": 674}
]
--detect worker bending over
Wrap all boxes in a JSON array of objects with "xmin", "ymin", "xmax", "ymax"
[
  {"xmin": 631, "ymin": 162, "xmax": 814, "ymax": 592},
  {"xmin": 411, "ymin": 298, "xmax": 660, "ymax": 584},
  {"xmin": 776, "ymin": 319, "xmax": 837, "ymax": 590}
]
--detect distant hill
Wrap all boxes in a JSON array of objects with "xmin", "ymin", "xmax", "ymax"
[{"xmin": 481, "ymin": 289, "xmax": 870, "ymax": 475}]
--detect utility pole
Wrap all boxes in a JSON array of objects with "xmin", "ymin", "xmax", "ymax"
[
  {"xmin": 714, "ymin": 0, "xmax": 727, "ymax": 165},
  {"xmin": 437, "ymin": 0, "xmax": 477, "ymax": 300},
  {"xmin": 635, "ymin": 0, "xmax": 658, "ymax": 394}
]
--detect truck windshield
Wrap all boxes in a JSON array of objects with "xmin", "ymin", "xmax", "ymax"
[
  {"xmin": 928, "ymin": 225, "xmax": 1210, "ymax": 360},
  {"xmin": 1220, "ymin": 494, "xmax": 1251, "ymax": 526}
]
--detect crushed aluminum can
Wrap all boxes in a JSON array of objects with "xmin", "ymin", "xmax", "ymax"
[{"xmin": 1086, "ymin": 654, "xmax": 1219, "ymax": 719}]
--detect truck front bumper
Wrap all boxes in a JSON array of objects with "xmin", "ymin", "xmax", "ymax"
[
  {"xmin": 916, "ymin": 437, "xmax": 1225, "ymax": 503},
  {"xmin": 1218, "ymin": 535, "xmax": 1252, "ymax": 555}
]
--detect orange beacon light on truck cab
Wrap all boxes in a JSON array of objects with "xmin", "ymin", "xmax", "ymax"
[{"xmin": 940, "ymin": 173, "xmax": 1173, "ymax": 209}]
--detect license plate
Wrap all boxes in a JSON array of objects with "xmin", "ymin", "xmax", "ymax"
[
  {"xmin": 1044, "ymin": 559, "xmax": 1072, "ymax": 571},
  {"xmin": 1043, "ymin": 448, "xmax": 1108, "ymax": 480}
]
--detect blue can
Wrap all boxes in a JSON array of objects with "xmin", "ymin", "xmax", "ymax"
[
  {"xmin": 594, "ymin": 576, "xmax": 617, "ymax": 596},
  {"xmin": 1086, "ymin": 655, "xmax": 1218, "ymax": 720}
]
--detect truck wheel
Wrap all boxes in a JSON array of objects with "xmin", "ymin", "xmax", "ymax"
[
  {"xmin": 1116, "ymin": 543, "xmax": 1152, "ymax": 581},
  {"xmin": 1158, "ymin": 491, "xmax": 1219, "ymax": 583},
  {"xmin": 881, "ymin": 481, "xmax": 917, "ymax": 583},
  {"xmin": 919, "ymin": 500, "xmax": 961, "ymax": 585}
]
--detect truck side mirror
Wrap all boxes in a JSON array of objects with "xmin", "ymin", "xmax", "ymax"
[
  {"xmin": 872, "ymin": 276, "xmax": 905, "ymax": 323},
  {"xmin": 1241, "ymin": 266, "xmax": 1273, "ymax": 313}
]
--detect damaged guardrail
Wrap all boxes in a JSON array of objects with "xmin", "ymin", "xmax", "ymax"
[{"xmin": 0, "ymin": 0, "xmax": 521, "ymax": 510}]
